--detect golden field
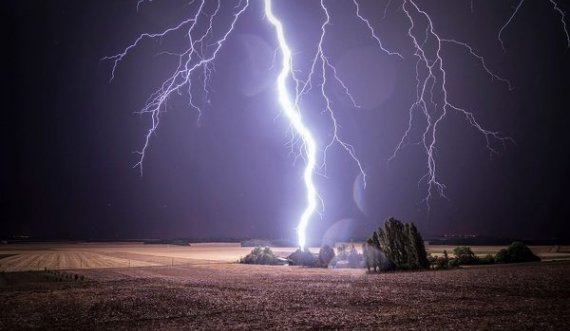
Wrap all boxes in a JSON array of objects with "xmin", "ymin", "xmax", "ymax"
[{"xmin": 1, "ymin": 242, "xmax": 569, "ymax": 272}]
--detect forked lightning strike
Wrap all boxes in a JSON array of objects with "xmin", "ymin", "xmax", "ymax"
[
  {"xmin": 106, "ymin": 0, "xmax": 569, "ymax": 248},
  {"xmin": 104, "ymin": 0, "xmax": 251, "ymax": 173},
  {"xmin": 390, "ymin": 0, "xmax": 515, "ymax": 206},
  {"xmin": 264, "ymin": 0, "xmax": 318, "ymax": 250}
]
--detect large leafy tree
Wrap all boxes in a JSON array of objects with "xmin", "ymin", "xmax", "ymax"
[
  {"xmin": 408, "ymin": 223, "xmax": 430, "ymax": 268},
  {"xmin": 365, "ymin": 217, "xmax": 429, "ymax": 270}
]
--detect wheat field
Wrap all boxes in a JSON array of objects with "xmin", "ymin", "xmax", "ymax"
[{"xmin": 1, "ymin": 242, "xmax": 569, "ymax": 272}]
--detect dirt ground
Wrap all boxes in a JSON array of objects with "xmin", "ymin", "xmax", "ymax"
[{"xmin": 0, "ymin": 244, "xmax": 569, "ymax": 330}]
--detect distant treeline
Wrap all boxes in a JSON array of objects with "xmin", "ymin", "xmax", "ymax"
[
  {"xmin": 240, "ymin": 239, "xmax": 297, "ymax": 247},
  {"xmin": 428, "ymin": 237, "xmax": 570, "ymax": 246},
  {"xmin": 143, "ymin": 239, "xmax": 191, "ymax": 246}
]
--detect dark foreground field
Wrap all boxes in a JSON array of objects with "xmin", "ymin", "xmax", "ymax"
[{"xmin": 1, "ymin": 262, "xmax": 569, "ymax": 330}]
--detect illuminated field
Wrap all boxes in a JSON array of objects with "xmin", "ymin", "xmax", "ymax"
[
  {"xmin": 0, "ymin": 249, "xmax": 569, "ymax": 329},
  {"xmin": 1, "ymin": 242, "xmax": 569, "ymax": 272},
  {"xmin": 0, "ymin": 243, "xmax": 299, "ymax": 272}
]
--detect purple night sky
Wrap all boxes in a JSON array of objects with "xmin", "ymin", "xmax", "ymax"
[{"xmin": 2, "ymin": 0, "xmax": 570, "ymax": 243}]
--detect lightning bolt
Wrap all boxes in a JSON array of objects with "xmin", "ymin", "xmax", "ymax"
[
  {"xmin": 298, "ymin": 0, "xmax": 367, "ymax": 187},
  {"xmin": 264, "ymin": 0, "xmax": 318, "ymax": 250},
  {"xmin": 389, "ymin": 0, "xmax": 514, "ymax": 206},
  {"xmin": 498, "ymin": 0, "xmax": 525, "ymax": 53},
  {"xmin": 499, "ymin": 0, "xmax": 569, "ymax": 51},
  {"xmin": 103, "ymin": 0, "xmax": 250, "ymax": 174},
  {"xmin": 286, "ymin": 0, "xmax": 402, "ymax": 247},
  {"xmin": 105, "ymin": 0, "xmax": 569, "ymax": 249},
  {"xmin": 548, "ymin": 0, "xmax": 570, "ymax": 48}
]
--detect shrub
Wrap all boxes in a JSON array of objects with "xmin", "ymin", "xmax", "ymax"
[
  {"xmin": 480, "ymin": 254, "xmax": 495, "ymax": 264},
  {"xmin": 453, "ymin": 246, "xmax": 480, "ymax": 265},
  {"xmin": 240, "ymin": 247, "xmax": 286, "ymax": 265},
  {"xmin": 495, "ymin": 242, "xmax": 540, "ymax": 264},
  {"xmin": 495, "ymin": 248, "xmax": 510, "ymax": 263},
  {"xmin": 507, "ymin": 241, "xmax": 540, "ymax": 263},
  {"xmin": 448, "ymin": 258, "xmax": 460, "ymax": 268},
  {"xmin": 433, "ymin": 250, "xmax": 450, "ymax": 269},
  {"xmin": 288, "ymin": 248, "xmax": 320, "ymax": 267},
  {"xmin": 318, "ymin": 245, "xmax": 335, "ymax": 267}
]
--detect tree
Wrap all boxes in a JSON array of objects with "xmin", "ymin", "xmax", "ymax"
[
  {"xmin": 453, "ymin": 246, "xmax": 479, "ymax": 265},
  {"xmin": 288, "ymin": 248, "xmax": 320, "ymax": 267},
  {"xmin": 318, "ymin": 245, "xmax": 335, "ymax": 267},
  {"xmin": 378, "ymin": 218, "xmax": 409, "ymax": 268},
  {"xmin": 365, "ymin": 217, "xmax": 429, "ymax": 271},
  {"xmin": 407, "ymin": 223, "xmax": 430, "ymax": 269}
]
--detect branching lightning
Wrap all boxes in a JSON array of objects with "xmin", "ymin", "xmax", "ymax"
[
  {"xmin": 105, "ymin": 0, "xmax": 569, "ymax": 248},
  {"xmin": 104, "ymin": 0, "xmax": 250, "ymax": 173},
  {"xmin": 498, "ymin": 0, "xmax": 569, "ymax": 51},
  {"xmin": 294, "ymin": 0, "xmax": 367, "ymax": 188},
  {"xmin": 389, "ymin": 0, "xmax": 515, "ymax": 206}
]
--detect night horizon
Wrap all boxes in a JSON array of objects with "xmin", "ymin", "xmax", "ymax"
[{"xmin": 3, "ymin": 0, "xmax": 570, "ymax": 243}]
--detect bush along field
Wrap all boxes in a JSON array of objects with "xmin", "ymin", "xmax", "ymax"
[
  {"xmin": 429, "ymin": 241, "xmax": 541, "ymax": 269},
  {"xmin": 239, "ymin": 217, "xmax": 542, "ymax": 271},
  {"xmin": 239, "ymin": 247, "xmax": 288, "ymax": 265}
]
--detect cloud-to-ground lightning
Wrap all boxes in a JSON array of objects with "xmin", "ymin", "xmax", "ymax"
[
  {"xmin": 106, "ymin": 0, "xmax": 570, "ymax": 248},
  {"xmin": 264, "ymin": 0, "xmax": 318, "ymax": 250}
]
